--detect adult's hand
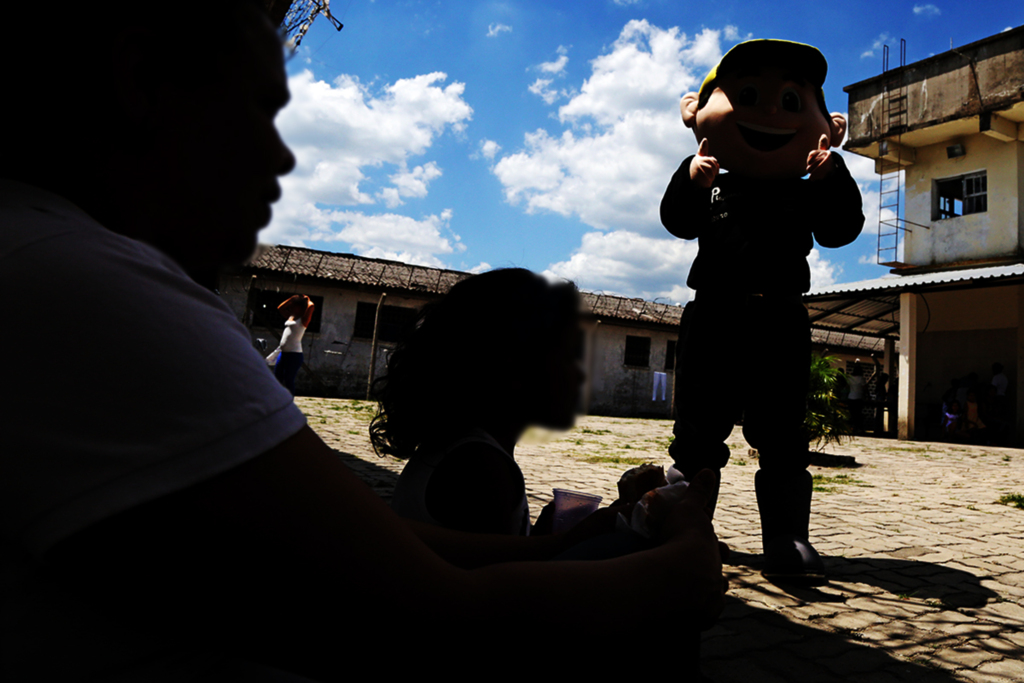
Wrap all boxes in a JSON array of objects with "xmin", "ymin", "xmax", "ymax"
[{"xmin": 648, "ymin": 469, "xmax": 727, "ymax": 628}]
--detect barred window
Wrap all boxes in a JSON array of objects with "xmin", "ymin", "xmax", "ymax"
[
  {"xmin": 250, "ymin": 290, "xmax": 323, "ymax": 333},
  {"xmin": 353, "ymin": 302, "xmax": 418, "ymax": 343},
  {"xmin": 624, "ymin": 335, "xmax": 651, "ymax": 368},
  {"xmin": 934, "ymin": 171, "xmax": 986, "ymax": 220}
]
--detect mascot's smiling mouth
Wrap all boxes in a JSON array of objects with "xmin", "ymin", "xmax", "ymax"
[{"xmin": 737, "ymin": 121, "xmax": 797, "ymax": 152}]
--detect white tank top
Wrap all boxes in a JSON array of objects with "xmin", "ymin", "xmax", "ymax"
[
  {"xmin": 390, "ymin": 429, "xmax": 530, "ymax": 536},
  {"xmin": 279, "ymin": 319, "xmax": 306, "ymax": 353}
]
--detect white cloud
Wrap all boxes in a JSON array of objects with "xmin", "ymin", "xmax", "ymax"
[
  {"xmin": 468, "ymin": 262, "xmax": 492, "ymax": 274},
  {"xmin": 528, "ymin": 47, "xmax": 572, "ymax": 104},
  {"xmin": 495, "ymin": 21, "xmax": 723, "ymax": 233},
  {"xmin": 544, "ymin": 230, "xmax": 699, "ymax": 304},
  {"xmin": 861, "ymin": 33, "xmax": 891, "ymax": 60},
  {"xmin": 301, "ymin": 209, "xmax": 463, "ymax": 268},
  {"xmin": 807, "ymin": 248, "xmax": 839, "ymax": 288},
  {"xmin": 487, "ymin": 23, "xmax": 512, "ymax": 37},
  {"xmin": 377, "ymin": 162, "xmax": 442, "ymax": 207},
  {"xmin": 913, "ymin": 4, "xmax": 941, "ymax": 16},
  {"xmin": 264, "ymin": 69, "xmax": 472, "ymax": 263},
  {"xmin": 611, "ymin": 0, "xmax": 642, "ymax": 5},
  {"xmin": 528, "ymin": 78, "xmax": 560, "ymax": 105},
  {"xmin": 539, "ymin": 48, "xmax": 570, "ymax": 75},
  {"xmin": 479, "ymin": 139, "xmax": 502, "ymax": 159}
]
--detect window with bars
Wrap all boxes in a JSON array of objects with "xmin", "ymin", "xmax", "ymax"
[
  {"xmin": 933, "ymin": 171, "xmax": 987, "ymax": 220},
  {"xmin": 353, "ymin": 302, "xmax": 419, "ymax": 343},
  {"xmin": 665, "ymin": 339, "xmax": 677, "ymax": 371},
  {"xmin": 250, "ymin": 290, "xmax": 323, "ymax": 333},
  {"xmin": 624, "ymin": 335, "xmax": 651, "ymax": 368}
]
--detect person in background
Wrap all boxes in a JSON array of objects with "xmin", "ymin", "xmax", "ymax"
[{"xmin": 267, "ymin": 294, "xmax": 314, "ymax": 394}]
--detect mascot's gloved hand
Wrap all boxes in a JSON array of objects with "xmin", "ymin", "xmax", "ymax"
[
  {"xmin": 806, "ymin": 133, "xmax": 837, "ymax": 181},
  {"xmin": 689, "ymin": 138, "xmax": 720, "ymax": 188}
]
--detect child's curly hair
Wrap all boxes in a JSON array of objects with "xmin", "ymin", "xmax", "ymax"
[{"xmin": 369, "ymin": 268, "xmax": 578, "ymax": 460}]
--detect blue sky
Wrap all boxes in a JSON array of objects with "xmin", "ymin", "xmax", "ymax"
[{"xmin": 262, "ymin": 0, "xmax": 1024, "ymax": 304}]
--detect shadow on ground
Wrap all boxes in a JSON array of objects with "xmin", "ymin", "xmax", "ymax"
[
  {"xmin": 333, "ymin": 448, "xmax": 400, "ymax": 503},
  {"xmin": 727, "ymin": 551, "xmax": 1000, "ymax": 609},
  {"xmin": 703, "ymin": 594, "xmax": 969, "ymax": 682}
]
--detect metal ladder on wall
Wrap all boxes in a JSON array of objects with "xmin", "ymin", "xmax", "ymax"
[{"xmin": 876, "ymin": 39, "xmax": 927, "ymax": 267}]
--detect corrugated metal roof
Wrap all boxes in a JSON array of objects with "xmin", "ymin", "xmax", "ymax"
[
  {"xmin": 810, "ymin": 328, "xmax": 890, "ymax": 353},
  {"xmin": 808, "ymin": 263, "xmax": 1024, "ymax": 298},
  {"xmin": 244, "ymin": 245, "xmax": 684, "ymax": 327},
  {"xmin": 803, "ymin": 263, "xmax": 1024, "ymax": 340}
]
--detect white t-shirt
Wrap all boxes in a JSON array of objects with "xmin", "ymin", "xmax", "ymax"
[
  {"xmin": 846, "ymin": 374, "xmax": 866, "ymax": 401},
  {"xmin": 992, "ymin": 373, "xmax": 1008, "ymax": 397},
  {"xmin": 0, "ymin": 180, "xmax": 306, "ymax": 679}
]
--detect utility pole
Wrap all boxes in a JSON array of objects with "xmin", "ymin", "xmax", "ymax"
[{"xmin": 366, "ymin": 292, "xmax": 387, "ymax": 400}]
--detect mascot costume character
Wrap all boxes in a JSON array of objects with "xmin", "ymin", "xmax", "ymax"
[{"xmin": 661, "ymin": 40, "xmax": 865, "ymax": 584}]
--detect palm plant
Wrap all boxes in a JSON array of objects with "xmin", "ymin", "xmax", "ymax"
[{"xmin": 804, "ymin": 352, "xmax": 853, "ymax": 451}]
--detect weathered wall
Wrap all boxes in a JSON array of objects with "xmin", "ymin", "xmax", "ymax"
[
  {"xmin": 586, "ymin": 324, "xmax": 676, "ymax": 418},
  {"xmin": 221, "ymin": 273, "xmax": 683, "ymax": 417},
  {"xmin": 904, "ymin": 136, "xmax": 1023, "ymax": 265},
  {"xmin": 219, "ymin": 274, "xmax": 430, "ymax": 398},
  {"xmin": 845, "ymin": 28, "xmax": 1024, "ymax": 147}
]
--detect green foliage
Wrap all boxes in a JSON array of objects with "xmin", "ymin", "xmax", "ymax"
[
  {"xmin": 804, "ymin": 353, "xmax": 853, "ymax": 452},
  {"xmin": 997, "ymin": 493, "xmax": 1024, "ymax": 510}
]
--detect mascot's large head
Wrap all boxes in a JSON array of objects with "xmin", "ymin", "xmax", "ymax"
[{"xmin": 681, "ymin": 39, "xmax": 847, "ymax": 179}]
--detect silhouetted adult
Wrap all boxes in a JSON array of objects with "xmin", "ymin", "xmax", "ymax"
[{"xmin": 1, "ymin": 2, "xmax": 725, "ymax": 680}]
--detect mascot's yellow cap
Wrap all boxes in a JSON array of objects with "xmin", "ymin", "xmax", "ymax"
[{"xmin": 698, "ymin": 39, "xmax": 828, "ymax": 112}]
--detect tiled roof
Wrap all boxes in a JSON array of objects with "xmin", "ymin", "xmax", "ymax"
[
  {"xmin": 248, "ymin": 245, "xmax": 468, "ymax": 294},
  {"xmin": 245, "ymin": 245, "xmax": 684, "ymax": 327}
]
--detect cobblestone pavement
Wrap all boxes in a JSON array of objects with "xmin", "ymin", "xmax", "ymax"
[{"xmin": 298, "ymin": 397, "xmax": 1024, "ymax": 682}]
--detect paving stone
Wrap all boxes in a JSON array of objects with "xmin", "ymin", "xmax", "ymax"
[
  {"xmin": 820, "ymin": 647, "xmax": 907, "ymax": 675},
  {"xmin": 975, "ymin": 658, "xmax": 1024, "ymax": 680},
  {"xmin": 929, "ymin": 645, "xmax": 1001, "ymax": 670},
  {"xmin": 300, "ymin": 399, "xmax": 1024, "ymax": 683}
]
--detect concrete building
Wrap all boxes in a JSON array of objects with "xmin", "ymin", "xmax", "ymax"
[
  {"xmin": 218, "ymin": 245, "xmax": 683, "ymax": 418},
  {"xmin": 806, "ymin": 26, "xmax": 1024, "ymax": 443}
]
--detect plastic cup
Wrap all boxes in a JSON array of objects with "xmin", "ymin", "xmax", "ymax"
[{"xmin": 551, "ymin": 488, "xmax": 602, "ymax": 534}]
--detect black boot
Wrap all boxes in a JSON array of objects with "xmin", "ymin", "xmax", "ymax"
[{"xmin": 755, "ymin": 469, "xmax": 825, "ymax": 585}]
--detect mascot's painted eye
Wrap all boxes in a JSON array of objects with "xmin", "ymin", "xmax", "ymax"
[
  {"xmin": 737, "ymin": 86, "xmax": 758, "ymax": 106},
  {"xmin": 781, "ymin": 88, "xmax": 802, "ymax": 112}
]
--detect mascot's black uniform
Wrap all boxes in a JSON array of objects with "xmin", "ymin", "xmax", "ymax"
[{"xmin": 662, "ymin": 39, "xmax": 864, "ymax": 583}]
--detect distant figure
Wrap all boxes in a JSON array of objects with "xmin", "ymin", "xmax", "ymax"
[
  {"xmin": 963, "ymin": 390, "xmax": 987, "ymax": 443},
  {"xmin": 873, "ymin": 371, "xmax": 890, "ymax": 434},
  {"xmin": 847, "ymin": 356, "xmax": 880, "ymax": 434},
  {"xmin": 956, "ymin": 372, "xmax": 979, "ymax": 408},
  {"xmin": 267, "ymin": 294, "xmax": 314, "ymax": 394},
  {"xmin": 942, "ymin": 400, "xmax": 964, "ymax": 440},
  {"xmin": 991, "ymin": 362, "xmax": 1008, "ymax": 397},
  {"xmin": 373, "ymin": 269, "xmax": 584, "ymax": 536}
]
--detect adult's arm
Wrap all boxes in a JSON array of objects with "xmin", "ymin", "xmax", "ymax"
[
  {"xmin": 809, "ymin": 154, "xmax": 865, "ymax": 249},
  {"xmin": 46, "ymin": 426, "xmax": 724, "ymax": 678},
  {"xmin": 661, "ymin": 155, "xmax": 711, "ymax": 241},
  {"xmin": 301, "ymin": 296, "xmax": 315, "ymax": 328}
]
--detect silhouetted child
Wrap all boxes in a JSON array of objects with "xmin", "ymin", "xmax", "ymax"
[{"xmin": 372, "ymin": 269, "xmax": 586, "ymax": 536}]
